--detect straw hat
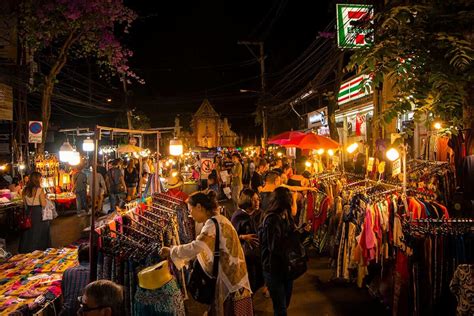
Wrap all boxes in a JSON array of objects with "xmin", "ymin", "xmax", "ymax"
[{"xmin": 166, "ymin": 170, "xmax": 183, "ymax": 189}]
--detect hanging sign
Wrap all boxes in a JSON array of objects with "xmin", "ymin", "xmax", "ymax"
[
  {"xmin": 367, "ymin": 157, "xmax": 375, "ymax": 172},
  {"xmin": 392, "ymin": 158, "xmax": 401, "ymax": 177},
  {"xmin": 336, "ymin": 4, "xmax": 373, "ymax": 48},
  {"xmin": 338, "ymin": 74, "xmax": 372, "ymax": 106},
  {"xmin": 28, "ymin": 121, "xmax": 43, "ymax": 144},
  {"xmin": 307, "ymin": 108, "xmax": 327, "ymax": 128}
]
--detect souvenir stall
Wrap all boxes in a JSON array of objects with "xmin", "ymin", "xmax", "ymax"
[
  {"xmin": 91, "ymin": 192, "xmax": 193, "ymax": 315},
  {"xmin": 35, "ymin": 155, "xmax": 76, "ymax": 213},
  {"xmin": 0, "ymin": 247, "xmax": 79, "ymax": 315}
]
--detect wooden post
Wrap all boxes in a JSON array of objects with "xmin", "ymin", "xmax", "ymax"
[{"xmin": 89, "ymin": 126, "xmax": 99, "ymax": 282}]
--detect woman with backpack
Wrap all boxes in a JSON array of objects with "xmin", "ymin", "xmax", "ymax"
[{"xmin": 259, "ymin": 186, "xmax": 307, "ymax": 316}]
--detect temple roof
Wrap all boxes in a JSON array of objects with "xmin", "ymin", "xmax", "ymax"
[{"xmin": 194, "ymin": 99, "xmax": 220, "ymax": 118}]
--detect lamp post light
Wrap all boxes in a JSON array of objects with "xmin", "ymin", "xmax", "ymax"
[
  {"xmin": 169, "ymin": 138, "xmax": 183, "ymax": 171},
  {"xmin": 83, "ymin": 137, "xmax": 95, "ymax": 152},
  {"xmin": 59, "ymin": 141, "xmax": 74, "ymax": 163},
  {"xmin": 69, "ymin": 151, "xmax": 81, "ymax": 166},
  {"xmin": 386, "ymin": 145, "xmax": 408, "ymax": 203}
]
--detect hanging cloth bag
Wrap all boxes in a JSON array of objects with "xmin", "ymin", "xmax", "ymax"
[
  {"xmin": 42, "ymin": 199, "xmax": 58, "ymax": 221},
  {"xmin": 187, "ymin": 217, "xmax": 220, "ymax": 305}
]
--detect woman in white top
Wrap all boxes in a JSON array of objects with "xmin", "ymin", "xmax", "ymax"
[
  {"xmin": 160, "ymin": 191, "xmax": 253, "ymax": 316},
  {"xmin": 19, "ymin": 171, "xmax": 51, "ymax": 253}
]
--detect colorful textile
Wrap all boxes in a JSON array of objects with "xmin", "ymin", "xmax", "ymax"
[{"xmin": 134, "ymin": 279, "xmax": 185, "ymax": 316}]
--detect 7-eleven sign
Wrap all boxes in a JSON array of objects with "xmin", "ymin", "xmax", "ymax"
[
  {"xmin": 338, "ymin": 74, "xmax": 372, "ymax": 106},
  {"xmin": 337, "ymin": 4, "xmax": 373, "ymax": 48}
]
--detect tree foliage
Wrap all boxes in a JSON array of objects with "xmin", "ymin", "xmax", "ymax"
[
  {"xmin": 19, "ymin": 0, "xmax": 141, "ymax": 151},
  {"xmin": 348, "ymin": 0, "xmax": 474, "ymax": 132}
]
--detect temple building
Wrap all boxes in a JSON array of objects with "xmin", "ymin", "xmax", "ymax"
[{"xmin": 178, "ymin": 99, "xmax": 240, "ymax": 149}]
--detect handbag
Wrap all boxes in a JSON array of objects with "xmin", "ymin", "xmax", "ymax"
[
  {"xmin": 187, "ymin": 217, "xmax": 220, "ymax": 305},
  {"xmin": 18, "ymin": 208, "xmax": 32, "ymax": 230},
  {"xmin": 42, "ymin": 199, "xmax": 58, "ymax": 221}
]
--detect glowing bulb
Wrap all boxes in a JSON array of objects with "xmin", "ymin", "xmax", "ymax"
[
  {"xmin": 317, "ymin": 148, "xmax": 324, "ymax": 155},
  {"xmin": 69, "ymin": 151, "xmax": 81, "ymax": 166},
  {"xmin": 277, "ymin": 152, "xmax": 283, "ymax": 157},
  {"xmin": 347, "ymin": 142, "xmax": 359, "ymax": 154},
  {"xmin": 386, "ymin": 148, "xmax": 400, "ymax": 161},
  {"xmin": 172, "ymin": 171, "xmax": 178, "ymax": 177},
  {"xmin": 0, "ymin": 165, "xmax": 6, "ymax": 171},
  {"xmin": 433, "ymin": 122, "xmax": 442, "ymax": 130},
  {"xmin": 327, "ymin": 149, "xmax": 334, "ymax": 156},
  {"xmin": 305, "ymin": 161, "xmax": 312, "ymax": 168}
]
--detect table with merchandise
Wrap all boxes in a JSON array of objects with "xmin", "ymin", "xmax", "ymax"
[{"xmin": 0, "ymin": 247, "xmax": 78, "ymax": 314}]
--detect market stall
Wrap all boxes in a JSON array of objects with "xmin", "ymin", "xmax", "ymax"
[
  {"xmin": 0, "ymin": 247, "xmax": 78, "ymax": 314},
  {"xmin": 301, "ymin": 162, "xmax": 471, "ymax": 316},
  {"xmin": 87, "ymin": 193, "xmax": 191, "ymax": 315},
  {"xmin": 35, "ymin": 155, "xmax": 77, "ymax": 213}
]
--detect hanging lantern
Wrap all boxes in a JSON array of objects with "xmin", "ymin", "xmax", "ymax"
[
  {"xmin": 82, "ymin": 137, "xmax": 95, "ymax": 152},
  {"xmin": 59, "ymin": 141, "xmax": 74, "ymax": 162},
  {"xmin": 169, "ymin": 139, "xmax": 183, "ymax": 156},
  {"xmin": 62, "ymin": 174, "xmax": 70, "ymax": 185},
  {"xmin": 69, "ymin": 151, "xmax": 81, "ymax": 166}
]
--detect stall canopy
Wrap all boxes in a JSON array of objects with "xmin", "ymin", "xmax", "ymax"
[
  {"xmin": 267, "ymin": 131, "xmax": 306, "ymax": 145},
  {"xmin": 268, "ymin": 130, "xmax": 340, "ymax": 149},
  {"xmin": 117, "ymin": 144, "xmax": 143, "ymax": 153},
  {"xmin": 287, "ymin": 132, "xmax": 340, "ymax": 149}
]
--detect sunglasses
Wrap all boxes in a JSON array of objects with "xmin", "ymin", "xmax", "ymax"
[{"xmin": 77, "ymin": 296, "xmax": 109, "ymax": 315}]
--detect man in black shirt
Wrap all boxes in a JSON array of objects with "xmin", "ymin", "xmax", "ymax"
[{"xmin": 250, "ymin": 159, "xmax": 268, "ymax": 192}]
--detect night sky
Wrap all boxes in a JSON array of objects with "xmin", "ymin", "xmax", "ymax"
[{"xmin": 123, "ymin": 0, "xmax": 334, "ymax": 137}]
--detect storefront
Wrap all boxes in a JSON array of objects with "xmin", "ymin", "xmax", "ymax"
[
  {"xmin": 307, "ymin": 108, "xmax": 330, "ymax": 136},
  {"xmin": 335, "ymin": 74, "xmax": 373, "ymax": 161}
]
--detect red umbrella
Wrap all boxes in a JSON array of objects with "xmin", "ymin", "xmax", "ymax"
[
  {"xmin": 267, "ymin": 131, "xmax": 305, "ymax": 145},
  {"xmin": 288, "ymin": 132, "xmax": 339, "ymax": 149}
]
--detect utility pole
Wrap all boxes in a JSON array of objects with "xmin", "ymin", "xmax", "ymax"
[{"xmin": 237, "ymin": 41, "xmax": 267, "ymax": 147}]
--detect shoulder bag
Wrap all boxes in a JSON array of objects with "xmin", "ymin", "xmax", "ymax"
[
  {"xmin": 187, "ymin": 217, "xmax": 220, "ymax": 305},
  {"xmin": 18, "ymin": 207, "xmax": 32, "ymax": 230}
]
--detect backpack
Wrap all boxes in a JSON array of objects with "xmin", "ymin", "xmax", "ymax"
[{"xmin": 259, "ymin": 212, "xmax": 307, "ymax": 280}]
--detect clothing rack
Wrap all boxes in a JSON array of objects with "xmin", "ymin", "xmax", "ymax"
[
  {"xmin": 124, "ymin": 215, "xmax": 160, "ymax": 237},
  {"xmin": 154, "ymin": 192, "xmax": 184, "ymax": 204}
]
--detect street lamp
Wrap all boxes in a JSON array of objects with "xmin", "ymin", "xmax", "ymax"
[
  {"xmin": 59, "ymin": 141, "xmax": 74, "ymax": 163},
  {"xmin": 433, "ymin": 122, "xmax": 442, "ymax": 130},
  {"xmin": 82, "ymin": 137, "xmax": 95, "ymax": 152},
  {"xmin": 169, "ymin": 139, "xmax": 183, "ymax": 156},
  {"xmin": 386, "ymin": 145, "xmax": 408, "ymax": 203},
  {"xmin": 69, "ymin": 151, "xmax": 81, "ymax": 166}
]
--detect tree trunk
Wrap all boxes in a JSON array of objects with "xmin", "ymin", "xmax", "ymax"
[{"xmin": 37, "ymin": 31, "xmax": 78, "ymax": 153}]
